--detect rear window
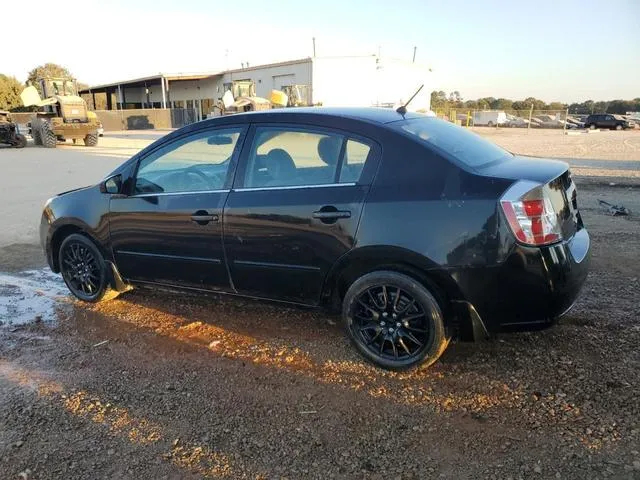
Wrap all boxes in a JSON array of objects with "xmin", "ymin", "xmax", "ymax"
[{"xmin": 392, "ymin": 117, "xmax": 512, "ymax": 168}]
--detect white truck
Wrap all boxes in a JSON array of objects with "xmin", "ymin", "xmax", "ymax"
[{"xmin": 472, "ymin": 111, "xmax": 507, "ymax": 127}]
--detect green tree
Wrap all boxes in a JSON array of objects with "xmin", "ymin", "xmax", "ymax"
[
  {"xmin": 547, "ymin": 102, "xmax": 567, "ymax": 111},
  {"xmin": 26, "ymin": 63, "xmax": 74, "ymax": 96},
  {"xmin": 492, "ymin": 98, "xmax": 513, "ymax": 110},
  {"xmin": 0, "ymin": 74, "xmax": 24, "ymax": 111},
  {"xmin": 430, "ymin": 90, "xmax": 450, "ymax": 111}
]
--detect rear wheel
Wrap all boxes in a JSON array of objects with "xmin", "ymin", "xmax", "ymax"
[
  {"xmin": 83, "ymin": 132, "xmax": 99, "ymax": 146},
  {"xmin": 40, "ymin": 122, "xmax": 57, "ymax": 148},
  {"xmin": 342, "ymin": 271, "xmax": 450, "ymax": 371},
  {"xmin": 589, "ymin": 124, "xmax": 596, "ymax": 130},
  {"xmin": 32, "ymin": 124, "xmax": 42, "ymax": 145},
  {"xmin": 59, "ymin": 234, "xmax": 109, "ymax": 302},
  {"xmin": 487, "ymin": 121, "xmax": 494, "ymax": 127},
  {"xmin": 12, "ymin": 134, "xmax": 27, "ymax": 148},
  {"xmin": 615, "ymin": 124, "xmax": 623, "ymax": 131}
]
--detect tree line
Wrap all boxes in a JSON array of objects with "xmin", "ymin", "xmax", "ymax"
[
  {"xmin": 431, "ymin": 90, "xmax": 640, "ymax": 115},
  {"xmin": 0, "ymin": 63, "xmax": 88, "ymax": 111}
]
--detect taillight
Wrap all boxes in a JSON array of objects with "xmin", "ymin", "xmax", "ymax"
[{"xmin": 500, "ymin": 180, "xmax": 562, "ymax": 246}]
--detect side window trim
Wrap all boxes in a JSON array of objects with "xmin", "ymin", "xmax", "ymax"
[
  {"xmin": 128, "ymin": 124, "xmax": 247, "ymax": 196},
  {"xmin": 231, "ymin": 122, "xmax": 380, "ymax": 190}
]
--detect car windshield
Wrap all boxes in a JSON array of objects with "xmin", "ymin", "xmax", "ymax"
[{"xmin": 391, "ymin": 117, "xmax": 512, "ymax": 168}]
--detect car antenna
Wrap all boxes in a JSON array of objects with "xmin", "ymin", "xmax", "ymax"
[{"xmin": 396, "ymin": 84, "xmax": 424, "ymax": 115}]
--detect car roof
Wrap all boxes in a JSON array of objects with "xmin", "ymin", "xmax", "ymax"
[{"xmin": 203, "ymin": 107, "xmax": 425, "ymax": 126}]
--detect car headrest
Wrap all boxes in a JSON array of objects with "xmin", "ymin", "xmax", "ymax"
[{"xmin": 317, "ymin": 136, "xmax": 342, "ymax": 166}]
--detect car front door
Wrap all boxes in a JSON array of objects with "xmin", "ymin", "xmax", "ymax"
[
  {"xmin": 223, "ymin": 124, "xmax": 379, "ymax": 304},
  {"xmin": 108, "ymin": 126, "xmax": 246, "ymax": 290}
]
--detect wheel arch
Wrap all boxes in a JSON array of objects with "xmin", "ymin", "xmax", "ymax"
[
  {"xmin": 321, "ymin": 246, "xmax": 467, "ymax": 328},
  {"xmin": 50, "ymin": 223, "xmax": 128, "ymax": 293},
  {"xmin": 50, "ymin": 222, "xmax": 109, "ymax": 272}
]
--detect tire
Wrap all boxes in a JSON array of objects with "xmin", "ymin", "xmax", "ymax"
[
  {"xmin": 615, "ymin": 124, "xmax": 623, "ymax": 131},
  {"xmin": 589, "ymin": 124, "xmax": 596, "ymax": 130},
  {"xmin": 83, "ymin": 132, "xmax": 99, "ymax": 146},
  {"xmin": 12, "ymin": 134, "xmax": 27, "ymax": 148},
  {"xmin": 58, "ymin": 234, "xmax": 110, "ymax": 302},
  {"xmin": 487, "ymin": 121, "xmax": 494, "ymax": 127},
  {"xmin": 32, "ymin": 124, "xmax": 42, "ymax": 145},
  {"xmin": 342, "ymin": 271, "xmax": 450, "ymax": 371},
  {"xmin": 40, "ymin": 122, "xmax": 57, "ymax": 148}
]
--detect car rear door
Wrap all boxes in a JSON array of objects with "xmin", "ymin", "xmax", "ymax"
[
  {"xmin": 223, "ymin": 124, "xmax": 380, "ymax": 304},
  {"xmin": 108, "ymin": 125, "xmax": 246, "ymax": 290}
]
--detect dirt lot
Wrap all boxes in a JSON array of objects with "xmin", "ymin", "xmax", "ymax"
[{"xmin": 1, "ymin": 132, "xmax": 639, "ymax": 479}]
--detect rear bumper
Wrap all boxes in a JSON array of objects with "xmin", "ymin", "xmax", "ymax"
[{"xmin": 452, "ymin": 228, "xmax": 590, "ymax": 333}]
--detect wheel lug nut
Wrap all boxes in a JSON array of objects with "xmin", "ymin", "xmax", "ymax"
[
  {"xmin": 396, "ymin": 322, "xmax": 401, "ymax": 327},
  {"xmin": 392, "ymin": 313, "xmax": 397, "ymax": 319},
  {"xmin": 380, "ymin": 321, "xmax": 385, "ymax": 326},
  {"xmin": 382, "ymin": 312, "xmax": 388, "ymax": 317},
  {"xmin": 389, "ymin": 327, "xmax": 394, "ymax": 333}
]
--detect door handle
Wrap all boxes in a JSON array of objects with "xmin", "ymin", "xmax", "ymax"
[
  {"xmin": 313, "ymin": 210, "xmax": 351, "ymax": 219},
  {"xmin": 190, "ymin": 210, "xmax": 219, "ymax": 225},
  {"xmin": 313, "ymin": 207, "xmax": 351, "ymax": 224}
]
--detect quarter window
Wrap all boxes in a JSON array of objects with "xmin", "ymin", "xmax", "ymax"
[
  {"xmin": 340, "ymin": 140, "xmax": 371, "ymax": 183},
  {"xmin": 134, "ymin": 128, "xmax": 241, "ymax": 194}
]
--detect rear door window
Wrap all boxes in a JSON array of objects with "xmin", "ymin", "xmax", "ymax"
[{"xmin": 240, "ymin": 126, "xmax": 374, "ymax": 188}]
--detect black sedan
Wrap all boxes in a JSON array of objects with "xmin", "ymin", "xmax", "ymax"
[{"xmin": 40, "ymin": 108, "xmax": 590, "ymax": 370}]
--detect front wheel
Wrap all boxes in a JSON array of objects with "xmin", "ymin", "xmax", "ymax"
[
  {"xmin": 342, "ymin": 271, "xmax": 450, "ymax": 371},
  {"xmin": 589, "ymin": 124, "xmax": 596, "ymax": 130},
  {"xmin": 12, "ymin": 134, "xmax": 27, "ymax": 148},
  {"xmin": 84, "ymin": 132, "xmax": 99, "ymax": 146},
  {"xmin": 59, "ymin": 234, "xmax": 109, "ymax": 302}
]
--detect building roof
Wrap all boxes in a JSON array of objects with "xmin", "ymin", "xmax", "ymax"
[
  {"xmin": 79, "ymin": 58, "xmax": 312, "ymax": 93},
  {"xmin": 79, "ymin": 72, "xmax": 221, "ymax": 93}
]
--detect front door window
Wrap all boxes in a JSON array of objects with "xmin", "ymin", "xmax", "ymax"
[{"xmin": 135, "ymin": 128, "xmax": 241, "ymax": 195}]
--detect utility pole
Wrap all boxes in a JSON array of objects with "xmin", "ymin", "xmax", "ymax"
[
  {"xmin": 312, "ymin": 37, "xmax": 316, "ymax": 57},
  {"xmin": 412, "ymin": 46, "xmax": 417, "ymax": 63}
]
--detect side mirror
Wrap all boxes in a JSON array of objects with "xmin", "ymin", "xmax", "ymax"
[{"xmin": 100, "ymin": 174, "xmax": 123, "ymax": 194}]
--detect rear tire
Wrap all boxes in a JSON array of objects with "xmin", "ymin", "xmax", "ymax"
[
  {"xmin": 589, "ymin": 124, "xmax": 596, "ymax": 130},
  {"xmin": 32, "ymin": 123, "xmax": 42, "ymax": 145},
  {"xmin": 58, "ymin": 234, "xmax": 110, "ymax": 302},
  {"xmin": 615, "ymin": 124, "xmax": 623, "ymax": 131},
  {"xmin": 40, "ymin": 122, "xmax": 57, "ymax": 148},
  {"xmin": 342, "ymin": 271, "xmax": 450, "ymax": 371},
  {"xmin": 487, "ymin": 121, "xmax": 494, "ymax": 127},
  {"xmin": 83, "ymin": 132, "xmax": 99, "ymax": 146},
  {"xmin": 12, "ymin": 134, "xmax": 27, "ymax": 148}
]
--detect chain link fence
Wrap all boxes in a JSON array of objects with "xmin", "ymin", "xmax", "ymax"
[{"xmin": 431, "ymin": 108, "xmax": 586, "ymax": 132}]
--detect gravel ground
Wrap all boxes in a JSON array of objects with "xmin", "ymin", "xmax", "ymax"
[{"xmin": 0, "ymin": 180, "xmax": 639, "ymax": 479}]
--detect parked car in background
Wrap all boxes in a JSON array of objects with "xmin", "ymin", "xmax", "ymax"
[
  {"xmin": 504, "ymin": 114, "xmax": 531, "ymax": 128},
  {"xmin": 565, "ymin": 116, "xmax": 585, "ymax": 129},
  {"xmin": 40, "ymin": 108, "xmax": 590, "ymax": 371},
  {"xmin": 472, "ymin": 110, "xmax": 507, "ymax": 127},
  {"xmin": 584, "ymin": 114, "xmax": 636, "ymax": 130}
]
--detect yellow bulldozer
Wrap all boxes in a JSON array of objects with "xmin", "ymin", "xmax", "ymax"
[{"xmin": 21, "ymin": 77, "xmax": 101, "ymax": 148}]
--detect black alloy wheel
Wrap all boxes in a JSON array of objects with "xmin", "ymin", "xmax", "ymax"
[
  {"xmin": 59, "ymin": 234, "xmax": 108, "ymax": 302},
  {"xmin": 343, "ymin": 271, "xmax": 449, "ymax": 370}
]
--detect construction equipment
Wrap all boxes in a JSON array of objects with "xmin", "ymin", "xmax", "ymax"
[
  {"xmin": 0, "ymin": 111, "xmax": 27, "ymax": 148},
  {"xmin": 20, "ymin": 77, "xmax": 100, "ymax": 148}
]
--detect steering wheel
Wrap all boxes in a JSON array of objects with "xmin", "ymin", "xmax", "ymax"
[
  {"xmin": 177, "ymin": 168, "xmax": 212, "ymax": 191},
  {"xmin": 186, "ymin": 165, "xmax": 227, "ymax": 189}
]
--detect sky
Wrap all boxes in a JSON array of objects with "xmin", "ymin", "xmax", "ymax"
[{"xmin": 4, "ymin": 0, "xmax": 639, "ymax": 103}]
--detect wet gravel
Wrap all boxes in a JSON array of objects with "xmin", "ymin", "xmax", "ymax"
[{"xmin": 1, "ymin": 181, "xmax": 639, "ymax": 479}]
